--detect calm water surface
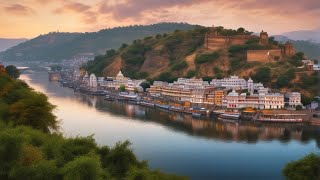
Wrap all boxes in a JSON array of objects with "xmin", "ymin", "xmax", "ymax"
[{"xmin": 20, "ymin": 71, "xmax": 320, "ymax": 180}]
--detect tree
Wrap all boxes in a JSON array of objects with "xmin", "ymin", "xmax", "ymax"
[
  {"xmin": 252, "ymin": 67, "xmax": 271, "ymax": 84},
  {"xmin": 283, "ymin": 153, "xmax": 320, "ymax": 179},
  {"xmin": 140, "ymin": 81, "xmax": 150, "ymax": 92},
  {"xmin": 5, "ymin": 65, "xmax": 20, "ymax": 79},
  {"xmin": 119, "ymin": 85, "xmax": 126, "ymax": 92},
  {"xmin": 237, "ymin": 27, "xmax": 245, "ymax": 34}
]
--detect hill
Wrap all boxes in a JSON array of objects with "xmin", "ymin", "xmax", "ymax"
[
  {"xmin": 0, "ymin": 38, "xmax": 27, "ymax": 52},
  {"xmin": 282, "ymin": 29, "xmax": 320, "ymax": 43},
  {"xmin": 0, "ymin": 23, "xmax": 199, "ymax": 62},
  {"xmin": 84, "ymin": 26, "xmax": 319, "ymax": 101},
  {"xmin": 273, "ymin": 35, "xmax": 320, "ymax": 60}
]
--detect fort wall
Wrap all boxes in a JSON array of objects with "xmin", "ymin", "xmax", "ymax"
[{"xmin": 247, "ymin": 49, "xmax": 282, "ymax": 63}]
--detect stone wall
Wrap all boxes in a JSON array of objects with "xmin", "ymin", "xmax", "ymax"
[{"xmin": 247, "ymin": 49, "xmax": 282, "ymax": 63}]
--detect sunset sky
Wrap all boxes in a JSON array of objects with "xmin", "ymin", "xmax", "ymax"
[{"xmin": 1, "ymin": 0, "xmax": 319, "ymax": 38}]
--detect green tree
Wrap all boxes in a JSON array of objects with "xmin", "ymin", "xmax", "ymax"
[
  {"xmin": 252, "ymin": 67, "xmax": 271, "ymax": 84},
  {"xmin": 119, "ymin": 85, "xmax": 126, "ymax": 92},
  {"xmin": 5, "ymin": 65, "xmax": 20, "ymax": 79},
  {"xmin": 140, "ymin": 81, "xmax": 150, "ymax": 92},
  {"xmin": 283, "ymin": 153, "xmax": 320, "ymax": 180}
]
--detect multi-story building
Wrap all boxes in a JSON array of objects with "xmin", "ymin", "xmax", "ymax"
[
  {"xmin": 89, "ymin": 73, "xmax": 97, "ymax": 89},
  {"xmin": 224, "ymin": 90, "xmax": 284, "ymax": 109},
  {"xmin": 211, "ymin": 75, "xmax": 247, "ymax": 90},
  {"xmin": 285, "ymin": 92, "xmax": 302, "ymax": 108}
]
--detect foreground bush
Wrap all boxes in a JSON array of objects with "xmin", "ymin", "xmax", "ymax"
[
  {"xmin": 0, "ymin": 125, "xmax": 187, "ymax": 180},
  {"xmin": 282, "ymin": 153, "xmax": 320, "ymax": 180}
]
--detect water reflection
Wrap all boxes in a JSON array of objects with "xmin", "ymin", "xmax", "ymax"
[{"xmin": 71, "ymin": 94, "xmax": 318, "ymax": 148}]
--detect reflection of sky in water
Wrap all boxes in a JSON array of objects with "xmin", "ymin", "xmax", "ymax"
[{"xmin": 20, "ymin": 72, "xmax": 320, "ymax": 180}]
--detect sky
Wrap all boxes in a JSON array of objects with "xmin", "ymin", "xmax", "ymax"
[{"xmin": 0, "ymin": 0, "xmax": 319, "ymax": 38}]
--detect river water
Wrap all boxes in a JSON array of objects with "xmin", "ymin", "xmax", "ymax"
[{"xmin": 20, "ymin": 71, "xmax": 320, "ymax": 180}]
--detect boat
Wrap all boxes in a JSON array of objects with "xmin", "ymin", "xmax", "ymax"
[
  {"xmin": 169, "ymin": 105, "xmax": 185, "ymax": 112},
  {"xmin": 155, "ymin": 103, "xmax": 170, "ymax": 109},
  {"xmin": 90, "ymin": 90, "xmax": 108, "ymax": 96},
  {"xmin": 104, "ymin": 95, "xmax": 114, "ymax": 101},
  {"xmin": 255, "ymin": 113, "xmax": 304, "ymax": 123},
  {"xmin": 192, "ymin": 112, "xmax": 202, "ymax": 117},
  {"xmin": 218, "ymin": 113, "xmax": 241, "ymax": 120},
  {"xmin": 119, "ymin": 92, "xmax": 139, "ymax": 101},
  {"xmin": 139, "ymin": 101, "xmax": 155, "ymax": 107}
]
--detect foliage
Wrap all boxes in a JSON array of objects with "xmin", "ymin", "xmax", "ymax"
[
  {"xmin": 195, "ymin": 51, "xmax": 220, "ymax": 64},
  {"xmin": 5, "ymin": 65, "xmax": 20, "ymax": 79},
  {"xmin": 119, "ymin": 85, "xmax": 126, "ymax": 92},
  {"xmin": 252, "ymin": 67, "xmax": 271, "ymax": 84},
  {"xmin": 0, "ymin": 75, "xmax": 58, "ymax": 132},
  {"xmin": 140, "ymin": 81, "xmax": 151, "ymax": 92},
  {"xmin": 171, "ymin": 60, "xmax": 188, "ymax": 71},
  {"xmin": 0, "ymin": 125, "xmax": 185, "ymax": 180},
  {"xmin": 283, "ymin": 153, "xmax": 320, "ymax": 180},
  {"xmin": 288, "ymin": 52, "xmax": 304, "ymax": 66},
  {"xmin": 186, "ymin": 70, "xmax": 196, "ymax": 78},
  {"xmin": 276, "ymin": 68, "xmax": 295, "ymax": 88},
  {"xmin": 0, "ymin": 76, "xmax": 185, "ymax": 180},
  {"xmin": 213, "ymin": 66, "xmax": 222, "ymax": 79},
  {"xmin": 157, "ymin": 72, "xmax": 177, "ymax": 83}
]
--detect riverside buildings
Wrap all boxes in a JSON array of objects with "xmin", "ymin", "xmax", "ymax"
[{"xmin": 76, "ymin": 70, "xmax": 301, "ymax": 109}]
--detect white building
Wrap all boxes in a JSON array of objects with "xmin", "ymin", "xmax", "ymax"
[
  {"xmin": 286, "ymin": 92, "xmax": 302, "ymax": 108},
  {"xmin": 89, "ymin": 73, "xmax": 97, "ymax": 89},
  {"xmin": 211, "ymin": 75, "xmax": 247, "ymax": 90},
  {"xmin": 224, "ymin": 90, "xmax": 284, "ymax": 109}
]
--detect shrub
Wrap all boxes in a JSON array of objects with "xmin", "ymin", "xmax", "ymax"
[
  {"xmin": 252, "ymin": 67, "xmax": 271, "ymax": 84},
  {"xmin": 186, "ymin": 70, "xmax": 196, "ymax": 78},
  {"xmin": 195, "ymin": 51, "xmax": 220, "ymax": 64},
  {"xmin": 171, "ymin": 60, "xmax": 188, "ymax": 71}
]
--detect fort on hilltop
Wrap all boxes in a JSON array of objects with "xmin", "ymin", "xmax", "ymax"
[
  {"xmin": 204, "ymin": 26, "xmax": 296, "ymax": 63},
  {"xmin": 204, "ymin": 26, "xmax": 257, "ymax": 50}
]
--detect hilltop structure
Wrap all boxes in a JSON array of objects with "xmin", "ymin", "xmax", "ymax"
[
  {"xmin": 204, "ymin": 26, "xmax": 296, "ymax": 63},
  {"xmin": 204, "ymin": 26, "xmax": 257, "ymax": 50}
]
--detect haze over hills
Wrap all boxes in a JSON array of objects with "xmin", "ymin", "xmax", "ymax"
[
  {"xmin": 0, "ymin": 38, "xmax": 27, "ymax": 52},
  {"xmin": 281, "ymin": 29, "xmax": 320, "ymax": 43},
  {"xmin": 0, "ymin": 23, "xmax": 199, "ymax": 62}
]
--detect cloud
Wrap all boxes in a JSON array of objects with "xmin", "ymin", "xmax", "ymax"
[{"xmin": 4, "ymin": 4, "xmax": 34, "ymax": 16}]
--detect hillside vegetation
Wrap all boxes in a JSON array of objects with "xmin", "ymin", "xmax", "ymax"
[
  {"xmin": 0, "ymin": 23, "xmax": 199, "ymax": 62},
  {"xmin": 0, "ymin": 72, "xmax": 186, "ymax": 179},
  {"xmin": 85, "ymin": 27, "xmax": 319, "ymax": 102}
]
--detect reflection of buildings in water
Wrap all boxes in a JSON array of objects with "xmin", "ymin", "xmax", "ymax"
[
  {"xmin": 134, "ymin": 106, "xmax": 146, "ymax": 116},
  {"xmin": 125, "ymin": 104, "xmax": 135, "ymax": 117},
  {"xmin": 89, "ymin": 96, "xmax": 97, "ymax": 107},
  {"xmin": 190, "ymin": 119, "xmax": 214, "ymax": 131}
]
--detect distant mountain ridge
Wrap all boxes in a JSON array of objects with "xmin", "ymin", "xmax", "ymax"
[
  {"xmin": 0, "ymin": 23, "xmax": 200, "ymax": 62},
  {"xmin": 273, "ymin": 35, "xmax": 320, "ymax": 60},
  {"xmin": 281, "ymin": 29, "xmax": 320, "ymax": 43},
  {"xmin": 0, "ymin": 38, "xmax": 27, "ymax": 52}
]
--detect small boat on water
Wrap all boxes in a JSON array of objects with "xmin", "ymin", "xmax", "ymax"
[
  {"xmin": 169, "ymin": 105, "xmax": 185, "ymax": 112},
  {"xmin": 104, "ymin": 95, "xmax": 114, "ymax": 101},
  {"xmin": 155, "ymin": 103, "xmax": 170, "ymax": 109},
  {"xmin": 139, "ymin": 101, "xmax": 155, "ymax": 107},
  {"xmin": 218, "ymin": 113, "xmax": 241, "ymax": 120},
  {"xmin": 119, "ymin": 92, "xmax": 139, "ymax": 101},
  {"xmin": 90, "ymin": 90, "xmax": 108, "ymax": 96},
  {"xmin": 255, "ymin": 113, "xmax": 304, "ymax": 123}
]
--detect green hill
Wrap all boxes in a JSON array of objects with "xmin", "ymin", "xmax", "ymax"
[
  {"xmin": 0, "ymin": 23, "xmax": 199, "ymax": 62},
  {"xmin": 84, "ymin": 26, "xmax": 319, "ymax": 102}
]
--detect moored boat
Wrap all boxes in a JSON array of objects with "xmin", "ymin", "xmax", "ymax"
[
  {"xmin": 155, "ymin": 103, "xmax": 170, "ymax": 109},
  {"xmin": 218, "ymin": 113, "xmax": 241, "ymax": 120},
  {"xmin": 139, "ymin": 101, "xmax": 155, "ymax": 107}
]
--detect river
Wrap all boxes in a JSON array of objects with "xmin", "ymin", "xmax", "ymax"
[{"xmin": 20, "ymin": 71, "xmax": 320, "ymax": 180}]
